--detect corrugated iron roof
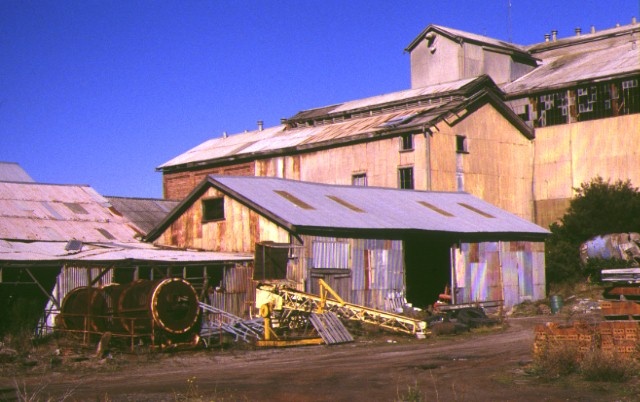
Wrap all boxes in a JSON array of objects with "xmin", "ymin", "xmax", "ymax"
[
  {"xmin": 405, "ymin": 24, "xmax": 531, "ymax": 56},
  {"xmin": 503, "ymin": 39, "xmax": 640, "ymax": 95},
  {"xmin": 0, "ymin": 162, "xmax": 35, "ymax": 183},
  {"xmin": 0, "ymin": 182, "xmax": 140, "ymax": 243},
  {"xmin": 158, "ymin": 77, "xmax": 508, "ymax": 171},
  {"xmin": 106, "ymin": 196, "xmax": 180, "ymax": 236},
  {"xmin": 148, "ymin": 176, "xmax": 549, "ymax": 241},
  {"xmin": 0, "ymin": 239, "xmax": 252, "ymax": 264}
]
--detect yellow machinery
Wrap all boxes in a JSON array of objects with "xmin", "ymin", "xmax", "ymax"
[{"xmin": 257, "ymin": 279, "xmax": 427, "ymax": 340}]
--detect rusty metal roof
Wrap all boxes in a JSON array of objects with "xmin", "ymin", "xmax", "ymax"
[
  {"xmin": 0, "ymin": 239, "xmax": 252, "ymax": 265},
  {"xmin": 0, "ymin": 181, "xmax": 140, "ymax": 243},
  {"xmin": 158, "ymin": 77, "xmax": 522, "ymax": 171},
  {"xmin": 106, "ymin": 196, "xmax": 180, "ymax": 236},
  {"xmin": 504, "ymin": 36, "xmax": 640, "ymax": 95},
  {"xmin": 147, "ymin": 176, "xmax": 549, "ymax": 241},
  {"xmin": 0, "ymin": 162, "xmax": 35, "ymax": 183}
]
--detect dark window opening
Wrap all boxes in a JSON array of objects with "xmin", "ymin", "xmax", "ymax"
[
  {"xmin": 254, "ymin": 241, "xmax": 290, "ymax": 280},
  {"xmin": 202, "ymin": 197, "xmax": 225, "ymax": 222},
  {"xmin": 398, "ymin": 167, "xmax": 414, "ymax": 190},
  {"xmin": 456, "ymin": 135, "xmax": 468, "ymax": 154},
  {"xmin": 400, "ymin": 134, "xmax": 414, "ymax": 151}
]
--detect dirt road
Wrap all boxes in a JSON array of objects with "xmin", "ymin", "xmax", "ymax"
[{"xmin": 3, "ymin": 316, "xmax": 637, "ymax": 401}]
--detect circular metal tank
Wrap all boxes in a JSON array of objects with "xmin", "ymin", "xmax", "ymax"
[
  {"xmin": 59, "ymin": 286, "xmax": 110, "ymax": 332},
  {"xmin": 117, "ymin": 278, "xmax": 200, "ymax": 335}
]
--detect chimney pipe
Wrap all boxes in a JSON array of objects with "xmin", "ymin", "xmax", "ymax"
[
  {"xmin": 551, "ymin": 30, "xmax": 558, "ymax": 42},
  {"xmin": 591, "ymin": 25, "xmax": 596, "ymax": 34},
  {"xmin": 575, "ymin": 27, "xmax": 581, "ymax": 36},
  {"xmin": 633, "ymin": 16, "xmax": 637, "ymax": 25},
  {"xmin": 544, "ymin": 33, "xmax": 550, "ymax": 42},
  {"xmin": 222, "ymin": 131, "xmax": 228, "ymax": 138},
  {"xmin": 257, "ymin": 120, "xmax": 264, "ymax": 131}
]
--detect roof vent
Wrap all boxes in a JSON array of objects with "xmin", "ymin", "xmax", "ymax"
[
  {"xmin": 575, "ymin": 27, "xmax": 581, "ymax": 36},
  {"xmin": 551, "ymin": 30, "xmax": 558, "ymax": 42},
  {"xmin": 257, "ymin": 120, "xmax": 264, "ymax": 132},
  {"xmin": 591, "ymin": 25, "xmax": 596, "ymax": 34},
  {"xmin": 222, "ymin": 131, "xmax": 228, "ymax": 138},
  {"xmin": 633, "ymin": 17, "xmax": 637, "ymax": 25},
  {"xmin": 544, "ymin": 33, "xmax": 550, "ymax": 42}
]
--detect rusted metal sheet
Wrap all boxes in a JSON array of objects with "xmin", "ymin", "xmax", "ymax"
[
  {"xmin": 0, "ymin": 182, "xmax": 139, "ymax": 243},
  {"xmin": 309, "ymin": 312, "xmax": 354, "ymax": 344}
]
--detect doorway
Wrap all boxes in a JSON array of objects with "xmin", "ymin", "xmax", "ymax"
[{"xmin": 404, "ymin": 236, "xmax": 452, "ymax": 309}]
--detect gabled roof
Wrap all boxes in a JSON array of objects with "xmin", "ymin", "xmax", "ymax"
[
  {"xmin": 0, "ymin": 162, "xmax": 35, "ymax": 183},
  {"xmin": 404, "ymin": 24, "xmax": 532, "ymax": 59},
  {"xmin": 503, "ymin": 24, "xmax": 640, "ymax": 96},
  {"xmin": 106, "ymin": 196, "xmax": 180, "ymax": 236},
  {"xmin": 158, "ymin": 76, "xmax": 532, "ymax": 172},
  {"xmin": 0, "ymin": 181, "xmax": 140, "ymax": 243},
  {"xmin": 146, "ymin": 175, "xmax": 549, "ymax": 242}
]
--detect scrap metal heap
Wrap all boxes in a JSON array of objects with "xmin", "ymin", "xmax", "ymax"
[{"xmin": 256, "ymin": 279, "xmax": 428, "ymax": 340}]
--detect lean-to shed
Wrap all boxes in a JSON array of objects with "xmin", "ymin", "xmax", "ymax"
[
  {"xmin": 147, "ymin": 175, "xmax": 550, "ymax": 314},
  {"xmin": 0, "ymin": 180, "xmax": 252, "ymax": 335}
]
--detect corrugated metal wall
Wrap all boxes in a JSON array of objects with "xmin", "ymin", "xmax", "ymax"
[
  {"xmin": 453, "ymin": 241, "xmax": 546, "ymax": 310},
  {"xmin": 205, "ymin": 264, "xmax": 255, "ymax": 318},
  {"xmin": 299, "ymin": 236, "xmax": 404, "ymax": 312}
]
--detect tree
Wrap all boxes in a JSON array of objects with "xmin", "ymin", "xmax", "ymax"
[{"xmin": 546, "ymin": 177, "xmax": 640, "ymax": 284}]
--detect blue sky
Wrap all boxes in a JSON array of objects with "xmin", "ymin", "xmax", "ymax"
[{"xmin": 1, "ymin": 1, "xmax": 638, "ymax": 198}]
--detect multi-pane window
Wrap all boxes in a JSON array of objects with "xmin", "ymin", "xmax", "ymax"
[
  {"xmin": 352, "ymin": 173, "xmax": 368, "ymax": 186},
  {"xmin": 533, "ymin": 77, "xmax": 640, "ymax": 127},
  {"xmin": 398, "ymin": 167, "xmax": 414, "ymax": 190},
  {"xmin": 536, "ymin": 91, "xmax": 569, "ymax": 127},
  {"xmin": 456, "ymin": 135, "xmax": 468, "ymax": 153},
  {"xmin": 399, "ymin": 134, "xmax": 414, "ymax": 151},
  {"xmin": 202, "ymin": 197, "xmax": 224, "ymax": 222}
]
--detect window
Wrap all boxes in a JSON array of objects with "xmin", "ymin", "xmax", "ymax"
[
  {"xmin": 352, "ymin": 173, "xmax": 367, "ymax": 186},
  {"xmin": 398, "ymin": 167, "xmax": 414, "ymax": 189},
  {"xmin": 202, "ymin": 197, "xmax": 224, "ymax": 222},
  {"xmin": 399, "ymin": 134, "xmax": 413, "ymax": 151},
  {"xmin": 254, "ymin": 241, "xmax": 289, "ymax": 280},
  {"xmin": 456, "ymin": 135, "xmax": 468, "ymax": 153}
]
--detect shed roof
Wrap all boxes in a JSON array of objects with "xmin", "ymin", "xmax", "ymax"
[
  {"xmin": 0, "ymin": 239, "xmax": 252, "ymax": 266},
  {"xmin": 0, "ymin": 162, "xmax": 35, "ymax": 183},
  {"xmin": 503, "ymin": 26, "xmax": 640, "ymax": 95},
  {"xmin": 106, "ymin": 196, "xmax": 180, "ymax": 236},
  {"xmin": 147, "ymin": 176, "xmax": 549, "ymax": 242},
  {"xmin": 0, "ymin": 181, "xmax": 140, "ymax": 243},
  {"xmin": 158, "ymin": 77, "xmax": 531, "ymax": 171}
]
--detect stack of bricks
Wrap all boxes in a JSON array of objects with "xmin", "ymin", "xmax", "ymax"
[{"xmin": 533, "ymin": 320, "xmax": 640, "ymax": 359}]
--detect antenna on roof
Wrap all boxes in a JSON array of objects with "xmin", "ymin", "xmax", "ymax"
[{"xmin": 507, "ymin": 0, "xmax": 513, "ymax": 43}]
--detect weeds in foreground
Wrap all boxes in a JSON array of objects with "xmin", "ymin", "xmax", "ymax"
[
  {"xmin": 13, "ymin": 379, "xmax": 76, "ymax": 402},
  {"xmin": 579, "ymin": 349, "xmax": 638, "ymax": 382},
  {"xmin": 172, "ymin": 376, "xmax": 248, "ymax": 402},
  {"xmin": 396, "ymin": 380, "xmax": 425, "ymax": 402},
  {"xmin": 531, "ymin": 343, "xmax": 639, "ymax": 382}
]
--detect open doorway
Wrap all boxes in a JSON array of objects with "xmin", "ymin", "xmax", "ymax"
[{"xmin": 404, "ymin": 235, "xmax": 453, "ymax": 309}]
